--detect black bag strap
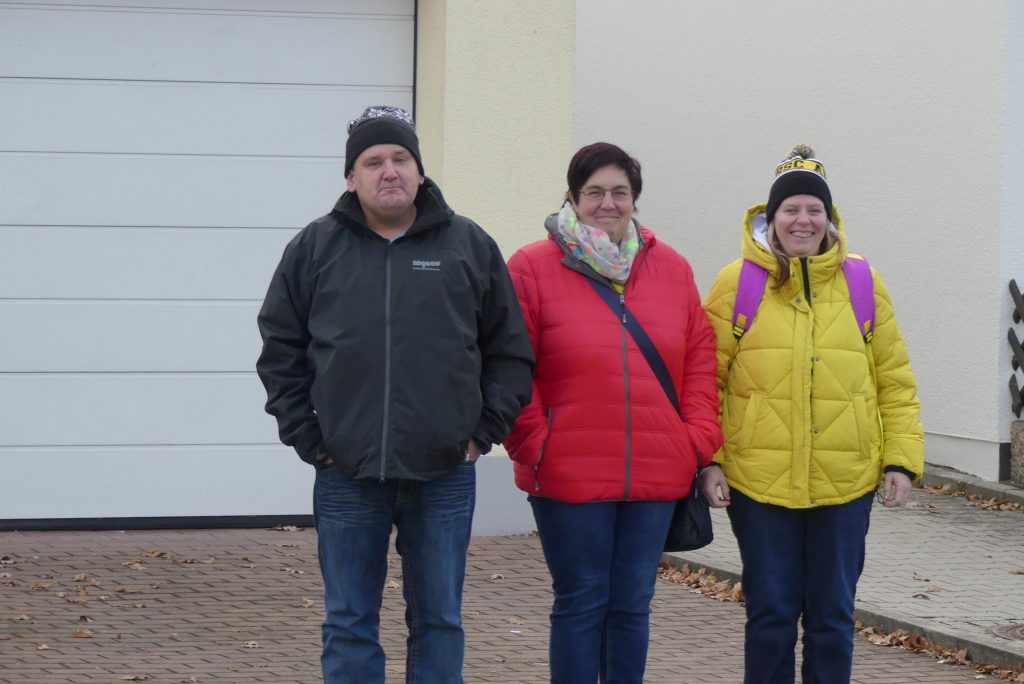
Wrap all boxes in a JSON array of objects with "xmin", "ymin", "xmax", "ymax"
[
  {"xmin": 586, "ymin": 278, "xmax": 679, "ymax": 413},
  {"xmin": 587, "ymin": 278, "xmax": 710, "ymax": 470}
]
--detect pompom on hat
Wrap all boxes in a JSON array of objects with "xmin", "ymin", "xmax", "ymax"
[
  {"xmin": 765, "ymin": 144, "xmax": 832, "ymax": 225},
  {"xmin": 344, "ymin": 105, "xmax": 424, "ymax": 176}
]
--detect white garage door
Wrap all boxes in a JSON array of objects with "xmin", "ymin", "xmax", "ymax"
[{"xmin": 0, "ymin": 0, "xmax": 415, "ymax": 525}]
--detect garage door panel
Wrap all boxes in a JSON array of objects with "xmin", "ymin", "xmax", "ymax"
[
  {"xmin": 0, "ymin": 6, "xmax": 414, "ymax": 85},
  {"xmin": 1, "ymin": 79, "xmax": 412, "ymax": 156},
  {"xmin": 0, "ymin": 373, "xmax": 279, "ymax": 446},
  {"xmin": 2, "ymin": 154, "xmax": 342, "ymax": 228},
  {"xmin": 1, "ymin": 301, "xmax": 263, "ymax": 372},
  {"xmin": 13, "ymin": 0, "xmax": 412, "ymax": 14},
  {"xmin": 0, "ymin": 226, "xmax": 294, "ymax": 300},
  {"xmin": 0, "ymin": 444, "xmax": 311, "ymax": 518}
]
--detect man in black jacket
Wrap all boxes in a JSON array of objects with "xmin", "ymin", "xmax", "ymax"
[{"xmin": 256, "ymin": 106, "xmax": 534, "ymax": 683}]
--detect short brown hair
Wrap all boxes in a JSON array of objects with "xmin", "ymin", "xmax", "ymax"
[{"xmin": 566, "ymin": 142, "xmax": 642, "ymax": 204}]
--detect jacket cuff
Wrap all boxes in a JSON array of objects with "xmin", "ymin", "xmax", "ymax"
[
  {"xmin": 884, "ymin": 465, "xmax": 918, "ymax": 480},
  {"xmin": 471, "ymin": 434, "xmax": 493, "ymax": 455}
]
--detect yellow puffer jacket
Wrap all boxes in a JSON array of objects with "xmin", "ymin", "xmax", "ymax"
[{"xmin": 703, "ymin": 204, "xmax": 924, "ymax": 508}]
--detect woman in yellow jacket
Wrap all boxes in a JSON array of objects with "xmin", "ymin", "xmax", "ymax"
[{"xmin": 701, "ymin": 145, "xmax": 924, "ymax": 684}]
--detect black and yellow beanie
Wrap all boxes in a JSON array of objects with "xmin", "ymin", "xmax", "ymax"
[{"xmin": 765, "ymin": 144, "xmax": 832, "ymax": 224}]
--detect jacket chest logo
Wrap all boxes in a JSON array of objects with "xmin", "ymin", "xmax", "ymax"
[{"xmin": 411, "ymin": 259, "xmax": 442, "ymax": 272}]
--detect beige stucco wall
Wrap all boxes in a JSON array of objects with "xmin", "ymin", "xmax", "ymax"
[
  {"xmin": 416, "ymin": 0, "xmax": 575, "ymax": 253},
  {"xmin": 573, "ymin": 0, "xmax": 1015, "ymax": 479}
]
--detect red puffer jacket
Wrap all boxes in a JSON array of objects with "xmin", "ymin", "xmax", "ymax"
[{"xmin": 504, "ymin": 226, "xmax": 722, "ymax": 503}]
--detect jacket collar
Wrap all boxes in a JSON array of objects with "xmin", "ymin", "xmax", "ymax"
[{"xmin": 330, "ymin": 177, "xmax": 453, "ymax": 236}]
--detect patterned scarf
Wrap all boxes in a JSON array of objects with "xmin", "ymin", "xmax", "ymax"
[{"xmin": 556, "ymin": 202, "xmax": 640, "ymax": 283}]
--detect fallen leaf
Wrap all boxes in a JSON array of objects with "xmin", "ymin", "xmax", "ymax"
[
  {"xmin": 117, "ymin": 676, "xmax": 150, "ymax": 681},
  {"xmin": 143, "ymin": 549, "xmax": 167, "ymax": 558},
  {"xmin": 490, "ymin": 573, "xmax": 505, "ymax": 581},
  {"xmin": 115, "ymin": 588, "xmax": 142, "ymax": 594},
  {"xmin": 73, "ymin": 573, "xmax": 89, "ymax": 582},
  {"xmin": 1010, "ymin": 568, "xmax": 1024, "ymax": 575},
  {"xmin": 240, "ymin": 641, "xmax": 260, "ymax": 649},
  {"xmin": 71, "ymin": 629, "xmax": 94, "ymax": 638},
  {"xmin": 122, "ymin": 562, "xmax": 147, "ymax": 571},
  {"xmin": 299, "ymin": 598, "xmax": 316, "ymax": 609},
  {"xmin": 912, "ymin": 572, "xmax": 930, "ymax": 582},
  {"xmin": 0, "ymin": 572, "xmax": 11, "ymax": 579},
  {"xmin": 912, "ymin": 592, "xmax": 931, "ymax": 600},
  {"xmin": 14, "ymin": 615, "xmax": 32, "ymax": 622},
  {"xmin": 79, "ymin": 616, "xmax": 92, "ymax": 622},
  {"xmin": 270, "ymin": 525, "xmax": 301, "ymax": 532},
  {"xmin": 37, "ymin": 643, "xmax": 49, "ymax": 650},
  {"xmin": 509, "ymin": 617, "xmax": 524, "ymax": 625},
  {"xmin": 0, "ymin": 635, "xmax": 10, "ymax": 641},
  {"xmin": 494, "ymin": 655, "xmax": 506, "ymax": 663}
]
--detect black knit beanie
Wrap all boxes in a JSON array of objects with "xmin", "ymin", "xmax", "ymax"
[
  {"xmin": 765, "ymin": 145, "xmax": 832, "ymax": 224},
  {"xmin": 344, "ymin": 105, "xmax": 424, "ymax": 176}
]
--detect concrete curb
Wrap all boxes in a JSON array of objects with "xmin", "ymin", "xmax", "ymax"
[
  {"xmin": 921, "ymin": 464, "xmax": 1024, "ymax": 507},
  {"xmin": 661, "ymin": 552, "xmax": 1024, "ymax": 670}
]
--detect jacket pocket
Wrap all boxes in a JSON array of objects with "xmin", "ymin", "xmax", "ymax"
[
  {"xmin": 739, "ymin": 392, "xmax": 763, "ymax": 456},
  {"xmin": 852, "ymin": 394, "xmax": 871, "ymax": 460},
  {"xmin": 534, "ymin": 406, "xmax": 553, "ymax": 492}
]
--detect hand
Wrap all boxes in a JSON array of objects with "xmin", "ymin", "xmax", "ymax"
[
  {"xmin": 881, "ymin": 471, "xmax": 912, "ymax": 508},
  {"xmin": 466, "ymin": 440, "xmax": 483, "ymax": 463},
  {"xmin": 700, "ymin": 465, "xmax": 731, "ymax": 508}
]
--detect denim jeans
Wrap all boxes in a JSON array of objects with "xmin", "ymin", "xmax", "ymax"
[
  {"xmin": 313, "ymin": 461, "xmax": 476, "ymax": 684},
  {"xmin": 727, "ymin": 490, "xmax": 874, "ymax": 684},
  {"xmin": 529, "ymin": 496, "xmax": 675, "ymax": 684}
]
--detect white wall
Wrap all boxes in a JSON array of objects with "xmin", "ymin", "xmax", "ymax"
[
  {"xmin": 1001, "ymin": 2, "xmax": 1024, "ymax": 435},
  {"xmin": 572, "ymin": 0, "xmax": 1012, "ymax": 479}
]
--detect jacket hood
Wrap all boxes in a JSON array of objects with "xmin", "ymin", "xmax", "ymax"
[
  {"xmin": 741, "ymin": 202, "xmax": 848, "ymax": 279},
  {"xmin": 330, "ymin": 176, "xmax": 453, "ymax": 236}
]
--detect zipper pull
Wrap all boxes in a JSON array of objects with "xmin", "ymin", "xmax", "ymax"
[{"xmin": 619, "ymin": 293, "xmax": 627, "ymax": 323}]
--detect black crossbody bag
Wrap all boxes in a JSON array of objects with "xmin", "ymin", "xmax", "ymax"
[{"xmin": 587, "ymin": 278, "xmax": 713, "ymax": 552}]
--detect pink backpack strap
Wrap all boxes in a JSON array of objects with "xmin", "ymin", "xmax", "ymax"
[
  {"xmin": 843, "ymin": 254, "xmax": 875, "ymax": 342},
  {"xmin": 731, "ymin": 259, "xmax": 769, "ymax": 339}
]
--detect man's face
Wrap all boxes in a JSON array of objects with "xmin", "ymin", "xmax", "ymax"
[{"xmin": 346, "ymin": 143, "xmax": 424, "ymax": 227}]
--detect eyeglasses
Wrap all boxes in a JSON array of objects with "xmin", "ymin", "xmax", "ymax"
[{"xmin": 580, "ymin": 187, "xmax": 633, "ymax": 202}]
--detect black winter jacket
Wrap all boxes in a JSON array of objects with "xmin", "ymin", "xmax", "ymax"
[{"xmin": 256, "ymin": 179, "xmax": 535, "ymax": 481}]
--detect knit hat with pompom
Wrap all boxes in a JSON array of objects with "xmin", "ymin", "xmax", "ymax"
[{"xmin": 765, "ymin": 144, "xmax": 832, "ymax": 224}]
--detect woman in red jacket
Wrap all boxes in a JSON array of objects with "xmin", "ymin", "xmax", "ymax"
[{"xmin": 505, "ymin": 142, "xmax": 722, "ymax": 683}]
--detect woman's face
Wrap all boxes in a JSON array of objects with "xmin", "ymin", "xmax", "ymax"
[
  {"xmin": 772, "ymin": 195, "xmax": 828, "ymax": 257},
  {"xmin": 571, "ymin": 165, "xmax": 635, "ymax": 243}
]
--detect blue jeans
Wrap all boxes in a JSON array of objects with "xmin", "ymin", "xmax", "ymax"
[
  {"xmin": 530, "ymin": 496, "xmax": 675, "ymax": 684},
  {"xmin": 313, "ymin": 461, "xmax": 476, "ymax": 684},
  {"xmin": 727, "ymin": 490, "xmax": 874, "ymax": 684}
]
